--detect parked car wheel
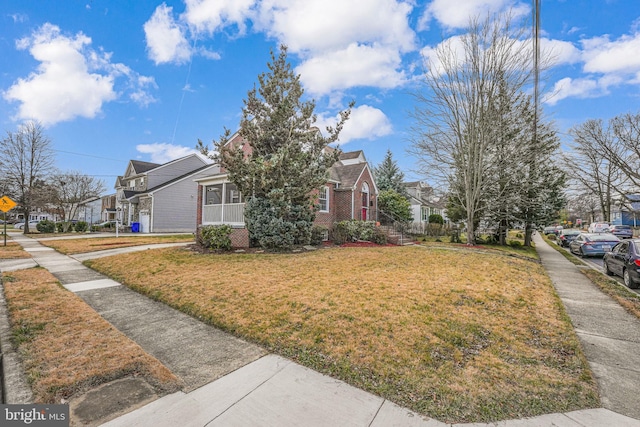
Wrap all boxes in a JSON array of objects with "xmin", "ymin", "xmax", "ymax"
[
  {"xmin": 604, "ymin": 261, "xmax": 614, "ymax": 276},
  {"xmin": 623, "ymin": 269, "xmax": 639, "ymax": 289}
]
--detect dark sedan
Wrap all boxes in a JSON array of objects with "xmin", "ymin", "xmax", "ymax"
[
  {"xmin": 558, "ymin": 229, "xmax": 581, "ymax": 247},
  {"xmin": 603, "ymin": 239, "xmax": 640, "ymax": 289},
  {"xmin": 569, "ymin": 233, "xmax": 620, "ymax": 257},
  {"xmin": 609, "ymin": 224, "xmax": 633, "ymax": 239}
]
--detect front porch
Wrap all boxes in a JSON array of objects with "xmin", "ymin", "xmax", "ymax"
[{"xmin": 202, "ymin": 203, "xmax": 245, "ymax": 226}]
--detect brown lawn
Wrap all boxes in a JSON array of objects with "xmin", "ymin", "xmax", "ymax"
[
  {"xmin": 0, "ymin": 241, "xmax": 31, "ymax": 259},
  {"xmin": 2, "ymin": 268, "xmax": 181, "ymax": 403},
  {"xmin": 39, "ymin": 234, "xmax": 194, "ymax": 254},
  {"xmin": 85, "ymin": 245, "xmax": 599, "ymax": 423}
]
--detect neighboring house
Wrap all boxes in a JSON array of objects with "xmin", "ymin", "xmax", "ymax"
[
  {"xmin": 610, "ymin": 195, "xmax": 640, "ymax": 227},
  {"xmin": 114, "ymin": 153, "xmax": 216, "ymax": 233},
  {"xmin": 101, "ymin": 194, "xmax": 117, "ymax": 222},
  {"xmin": 77, "ymin": 197, "xmax": 102, "ymax": 224},
  {"xmin": 194, "ymin": 133, "xmax": 378, "ymax": 247},
  {"xmin": 403, "ymin": 181, "xmax": 447, "ymax": 231},
  {"xmin": 16, "ymin": 208, "xmax": 56, "ymax": 223}
]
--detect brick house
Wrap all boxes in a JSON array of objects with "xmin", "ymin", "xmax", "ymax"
[{"xmin": 194, "ymin": 133, "xmax": 378, "ymax": 247}]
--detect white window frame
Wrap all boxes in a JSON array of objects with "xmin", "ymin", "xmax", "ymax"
[{"xmin": 318, "ymin": 186, "xmax": 329, "ymax": 212}]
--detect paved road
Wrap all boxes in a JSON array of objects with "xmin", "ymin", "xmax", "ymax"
[{"xmin": 555, "ymin": 241, "xmax": 639, "ymax": 294}]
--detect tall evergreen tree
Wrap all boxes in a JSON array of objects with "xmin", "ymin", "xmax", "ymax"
[
  {"xmin": 199, "ymin": 45, "xmax": 352, "ymax": 249},
  {"xmin": 373, "ymin": 149, "xmax": 407, "ymax": 195}
]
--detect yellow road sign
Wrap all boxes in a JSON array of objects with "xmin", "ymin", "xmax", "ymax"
[{"xmin": 0, "ymin": 196, "xmax": 17, "ymax": 213}]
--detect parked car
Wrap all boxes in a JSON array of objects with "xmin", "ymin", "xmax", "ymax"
[
  {"xmin": 603, "ymin": 239, "xmax": 640, "ymax": 289},
  {"xmin": 569, "ymin": 232, "xmax": 620, "ymax": 257},
  {"xmin": 14, "ymin": 220, "xmax": 40, "ymax": 230},
  {"xmin": 608, "ymin": 224, "xmax": 633, "ymax": 239},
  {"xmin": 558, "ymin": 229, "xmax": 581, "ymax": 247},
  {"xmin": 543, "ymin": 225, "xmax": 563, "ymax": 236},
  {"xmin": 588, "ymin": 222, "xmax": 610, "ymax": 233}
]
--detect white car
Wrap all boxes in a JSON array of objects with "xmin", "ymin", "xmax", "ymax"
[{"xmin": 588, "ymin": 222, "xmax": 610, "ymax": 233}]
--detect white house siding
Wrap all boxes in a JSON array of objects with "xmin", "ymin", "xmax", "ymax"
[
  {"xmin": 146, "ymin": 155, "xmax": 208, "ymax": 189},
  {"xmin": 411, "ymin": 204, "xmax": 422, "ymax": 227}
]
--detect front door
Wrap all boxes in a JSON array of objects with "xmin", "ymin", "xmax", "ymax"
[
  {"xmin": 139, "ymin": 212, "xmax": 150, "ymax": 233},
  {"xmin": 361, "ymin": 182, "xmax": 370, "ymax": 221}
]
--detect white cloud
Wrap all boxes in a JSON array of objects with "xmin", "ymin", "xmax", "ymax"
[
  {"xmin": 418, "ymin": 0, "xmax": 529, "ymax": 31},
  {"xmin": 256, "ymin": 0, "xmax": 415, "ymax": 53},
  {"xmin": 543, "ymin": 77, "xmax": 600, "ymax": 105},
  {"xmin": 256, "ymin": 0, "xmax": 415, "ymax": 97},
  {"xmin": 136, "ymin": 143, "xmax": 200, "ymax": 163},
  {"xmin": 297, "ymin": 44, "xmax": 407, "ymax": 96},
  {"xmin": 544, "ymin": 31, "xmax": 640, "ymax": 105},
  {"xmin": 182, "ymin": 0, "xmax": 254, "ymax": 35},
  {"xmin": 4, "ymin": 24, "xmax": 115, "ymax": 125},
  {"xmin": 317, "ymin": 105, "xmax": 392, "ymax": 144},
  {"xmin": 10, "ymin": 13, "xmax": 28, "ymax": 23},
  {"xmin": 3, "ymin": 23, "xmax": 156, "ymax": 125},
  {"xmin": 143, "ymin": 0, "xmax": 417, "ymax": 99},
  {"xmin": 144, "ymin": 3, "xmax": 192, "ymax": 65},
  {"xmin": 581, "ymin": 33, "xmax": 640, "ymax": 74},
  {"xmin": 541, "ymin": 38, "xmax": 581, "ymax": 66}
]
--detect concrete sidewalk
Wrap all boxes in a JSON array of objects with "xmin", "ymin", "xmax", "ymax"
[
  {"xmin": 1, "ymin": 232, "xmax": 640, "ymax": 426},
  {"xmin": 533, "ymin": 232, "xmax": 640, "ymax": 421}
]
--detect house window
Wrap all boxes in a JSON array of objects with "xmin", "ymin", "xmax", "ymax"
[
  {"xmin": 422, "ymin": 207, "xmax": 429, "ymax": 221},
  {"xmin": 225, "ymin": 183, "xmax": 243, "ymax": 204},
  {"xmin": 318, "ymin": 186, "xmax": 329, "ymax": 212},
  {"xmin": 139, "ymin": 177, "xmax": 145, "ymax": 186},
  {"xmin": 129, "ymin": 180, "xmax": 135, "ymax": 188},
  {"xmin": 205, "ymin": 184, "xmax": 223, "ymax": 205}
]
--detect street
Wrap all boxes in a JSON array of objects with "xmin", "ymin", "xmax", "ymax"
[{"xmin": 556, "ymin": 242, "xmax": 639, "ymax": 294}]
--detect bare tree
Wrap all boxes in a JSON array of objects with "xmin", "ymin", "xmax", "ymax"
[
  {"xmin": 409, "ymin": 12, "xmax": 534, "ymax": 245},
  {"xmin": 0, "ymin": 121, "xmax": 55, "ymax": 233},
  {"xmin": 566, "ymin": 119, "xmax": 623, "ymax": 222},
  {"xmin": 49, "ymin": 171, "xmax": 106, "ymax": 231},
  {"xmin": 609, "ymin": 113, "xmax": 640, "ymax": 194}
]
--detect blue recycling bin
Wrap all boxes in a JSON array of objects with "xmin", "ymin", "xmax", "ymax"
[{"xmin": 131, "ymin": 222, "xmax": 140, "ymax": 233}]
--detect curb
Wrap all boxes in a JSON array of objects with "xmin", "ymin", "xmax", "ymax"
[{"xmin": 0, "ymin": 275, "xmax": 33, "ymax": 403}]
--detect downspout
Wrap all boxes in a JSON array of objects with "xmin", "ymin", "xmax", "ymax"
[
  {"xmin": 150, "ymin": 195, "xmax": 154, "ymax": 233},
  {"xmin": 351, "ymin": 189, "xmax": 355, "ymax": 220}
]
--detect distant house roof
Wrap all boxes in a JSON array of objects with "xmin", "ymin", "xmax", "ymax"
[
  {"xmin": 133, "ymin": 164, "xmax": 218, "ymax": 197},
  {"xmin": 130, "ymin": 160, "xmax": 161, "ymax": 174},
  {"xmin": 328, "ymin": 150, "xmax": 376, "ymax": 192}
]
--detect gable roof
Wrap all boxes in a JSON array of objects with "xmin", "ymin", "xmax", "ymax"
[
  {"xmin": 126, "ymin": 164, "xmax": 219, "ymax": 200},
  {"xmin": 328, "ymin": 151, "xmax": 377, "ymax": 193},
  {"xmin": 130, "ymin": 160, "xmax": 161, "ymax": 175}
]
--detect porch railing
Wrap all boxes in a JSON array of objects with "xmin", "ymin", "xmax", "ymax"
[{"xmin": 203, "ymin": 203, "xmax": 245, "ymax": 225}]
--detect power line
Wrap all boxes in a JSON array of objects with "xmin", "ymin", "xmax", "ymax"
[{"xmin": 53, "ymin": 149, "xmax": 126, "ymax": 162}]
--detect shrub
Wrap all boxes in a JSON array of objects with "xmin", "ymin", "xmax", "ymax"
[
  {"xmin": 74, "ymin": 221, "xmax": 88, "ymax": 233},
  {"xmin": 378, "ymin": 189, "xmax": 412, "ymax": 223},
  {"xmin": 509, "ymin": 240, "xmax": 522, "ymax": 248},
  {"xmin": 197, "ymin": 225, "xmax": 232, "ymax": 251},
  {"xmin": 36, "ymin": 220, "xmax": 55, "ymax": 233},
  {"xmin": 310, "ymin": 226, "xmax": 328, "ymax": 246},
  {"xmin": 428, "ymin": 214, "xmax": 444, "ymax": 225},
  {"xmin": 245, "ymin": 194, "xmax": 315, "ymax": 250},
  {"xmin": 333, "ymin": 220, "xmax": 385, "ymax": 245},
  {"xmin": 56, "ymin": 222, "xmax": 65, "ymax": 232}
]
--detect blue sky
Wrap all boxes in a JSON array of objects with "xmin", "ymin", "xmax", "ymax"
[{"xmin": 1, "ymin": 0, "xmax": 639, "ymax": 194}]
